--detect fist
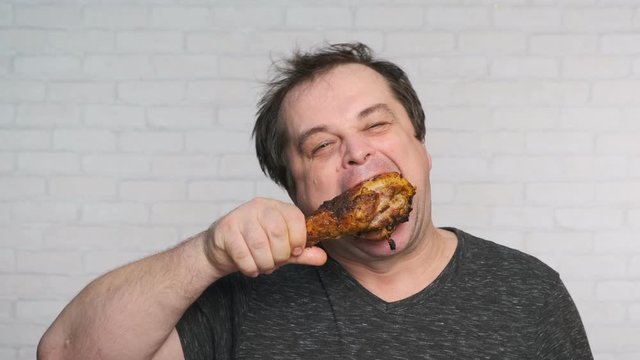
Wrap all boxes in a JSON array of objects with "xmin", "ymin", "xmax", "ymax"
[{"xmin": 204, "ymin": 197, "xmax": 327, "ymax": 278}]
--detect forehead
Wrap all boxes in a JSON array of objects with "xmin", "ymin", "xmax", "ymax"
[{"xmin": 281, "ymin": 63, "xmax": 395, "ymax": 132}]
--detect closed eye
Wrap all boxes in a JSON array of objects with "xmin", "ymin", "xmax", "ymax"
[
  {"xmin": 311, "ymin": 141, "xmax": 334, "ymax": 156},
  {"xmin": 366, "ymin": 121, "xmax": 390, "ymax": 131}
]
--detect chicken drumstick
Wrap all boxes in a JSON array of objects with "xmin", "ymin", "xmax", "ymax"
[{"xmin": 305, "ymin": 172, "xmax": 416, "ymax": 249}]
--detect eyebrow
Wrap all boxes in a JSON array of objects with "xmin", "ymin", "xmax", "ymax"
[
  {"xmin": 296, "ymin": 103, "xmax": 394, "ymax": 150},
  {"xmin": 297, "ymin": 125, "xmax": 329, "ymax": 151},
  {"xmin": 358, "ymin": 103, "xmax": 394, "ymax": 120}
]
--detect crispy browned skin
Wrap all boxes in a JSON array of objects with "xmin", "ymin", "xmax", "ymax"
[{"xmin": 305, "ymin": 172, "xmax": 416, "ymax": 247}]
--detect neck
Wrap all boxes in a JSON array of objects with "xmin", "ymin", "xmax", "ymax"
[{"xmin": 333, "ymin": 226, "xmax": 458, "ymax": 302}]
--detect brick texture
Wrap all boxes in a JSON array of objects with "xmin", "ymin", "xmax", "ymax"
[{"xmin": 1, "ymin": 1, "xmax": 639, "ymax": 359}]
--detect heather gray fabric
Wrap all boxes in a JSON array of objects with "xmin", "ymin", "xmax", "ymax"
[{"xmin": 176, "ymin": 228, "xmax": 593, "ymax": 359}]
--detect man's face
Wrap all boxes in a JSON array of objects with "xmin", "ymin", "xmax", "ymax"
[{"xmin": 283, "ymin": 63, "xmax": 433, "ymax": 258}]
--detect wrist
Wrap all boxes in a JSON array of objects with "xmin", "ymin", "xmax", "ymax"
[
  {"xmin": 172, "ymin": 231, "xmax": 225, "ymax": 294},
  {"xmin": 194, "ymin": 227, "xmax": 228, "ymax": 282}
]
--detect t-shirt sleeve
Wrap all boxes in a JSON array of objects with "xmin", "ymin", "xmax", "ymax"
[
  {"xmin": 176, "ymin": 299, "xmax": 215, "ymax": 360},
  {"xmin": 535, "ymin": 276, "xmax": 593, "ymax": 359},
  {"xmin": 176, "ymin": 275, "xmax": 245, "ymax": 360}
]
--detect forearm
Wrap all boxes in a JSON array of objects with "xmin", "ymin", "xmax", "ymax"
[{"xmin": 38, "ymin": 231, "xmax": 218, "ymax": 360}]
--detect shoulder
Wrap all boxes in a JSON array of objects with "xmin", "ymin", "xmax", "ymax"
[
  {"xmin": 457, "ymin": 228, "xmax": 558, "ymax": 278},
  {"xmin": 451, "ymin": 228, "xmax": 562, "ymax": 299}
]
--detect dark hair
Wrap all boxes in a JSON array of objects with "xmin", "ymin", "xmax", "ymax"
[{"xmin": 253, "ymin": 42, "xmax": 426, "ymax": 193}]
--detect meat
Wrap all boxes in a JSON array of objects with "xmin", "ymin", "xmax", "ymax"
[{"xmin": 305, "ymin": 172, "xmax": 416, "ymax": 248}]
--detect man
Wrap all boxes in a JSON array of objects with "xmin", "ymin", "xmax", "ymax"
[{"xmin": 38, "ymin": 43, "xmax": 592, "ymax": 359}]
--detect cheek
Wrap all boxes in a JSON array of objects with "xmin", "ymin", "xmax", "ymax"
[
  {"xmin": 286, "ymin": 150, "xmax": 311, "ymax": 207},
  {"xmin": 295, "ymin": 170, "xmax": 339, "ymax": 214},
  {"xmin": 385, "ymin": 134, "xmax": 425, "ymax": 161},
  {"xmin": 384, "ymin": 138, "xmax": 430, "ymax": 189}
]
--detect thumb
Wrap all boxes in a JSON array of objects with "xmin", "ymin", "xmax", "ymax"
[{"xmin": 288, "ymin": 246, "xmax": 327, "ymax": 267}]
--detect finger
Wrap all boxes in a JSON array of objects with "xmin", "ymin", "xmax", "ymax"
[
  {"xmin": 287, "ymin": 246, "xmax": 327, "ymax": 267},
  {"xmin": 278, "ymin": 203, "xmax": 307, "ymax": 254},
  {"xmin": 223, "ymin": 230, "xmax": 260, "ymax": 277},
  {"xmin": 261, "ymin": 207, "xmax": 291, "ymax": 265},
  {"xmin": 243, "ymin": 222, "xmax": 276, "ymax": 273}
]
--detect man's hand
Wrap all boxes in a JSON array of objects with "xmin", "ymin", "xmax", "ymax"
[{"xmin": 204, "ymin": 197, "xmax": 327, "ymax": 278}]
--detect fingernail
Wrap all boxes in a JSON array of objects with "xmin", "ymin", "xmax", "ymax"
[{"xmin": 292, "ymin": 247, "xmax": 303, "ymax": 256}]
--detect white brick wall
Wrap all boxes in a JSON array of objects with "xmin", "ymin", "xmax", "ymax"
[{"xmin": 1, "ymin": 1, "xmax": 639, "ymax": 358}]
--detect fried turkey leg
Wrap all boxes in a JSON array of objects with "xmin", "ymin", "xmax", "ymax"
[{"xmin": 305, "ymin": 172, "xmax": 416, "ymax": 247}]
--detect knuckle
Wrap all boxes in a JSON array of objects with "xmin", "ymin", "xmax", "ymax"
[
  {"xmin": 249, "ymin": 237, "xmax": 270, "ymax": 251},
  {"xmin": 251, "ymin": 251, "xmax": 276, "ymax": 272},
  {"xmin": 213, "ymin": 220, "xmax": 239, "ymax": 249},
  {"xmin": 249, "ymin": 196, "xmax": 269, "ymax": 207},
  {"xmin": 213, "ymin": 216, "xmax": 234, "ymax": 238},
  {"xmin": 266, "ymin": 221, "xmax": 288, "ymax": 239},
  {"xmin": 259, "ymin": 206, "xmax": 289, "ymax": 240},
  {"xmin": 226, "ymin": 239, "xmax": 248, "ymax": 261},
  {"xmin": 228, "ymin": 244, "xmax": 258, "ymax": 274},
  {"xmin": 245, "ymin": 227, "xmax": 269, "ymax": 250}
]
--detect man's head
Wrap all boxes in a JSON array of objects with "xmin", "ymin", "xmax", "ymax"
[
  {"xmin": 253, "ymin": 42, "xmax": 434, "ymax": 258},
  {"xmin": 253, "ymin": 42, "xmax": 426, "ymax": 195}
]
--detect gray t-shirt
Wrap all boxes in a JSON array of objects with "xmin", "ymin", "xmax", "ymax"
[{"xmin": 177, "ymin": 228, "xmax": 593, "ymax": 359}]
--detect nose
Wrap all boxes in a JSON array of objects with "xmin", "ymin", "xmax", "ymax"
[{"xmin": 341, "ymin": 136, "xmax": 373, "ymax": 168}]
